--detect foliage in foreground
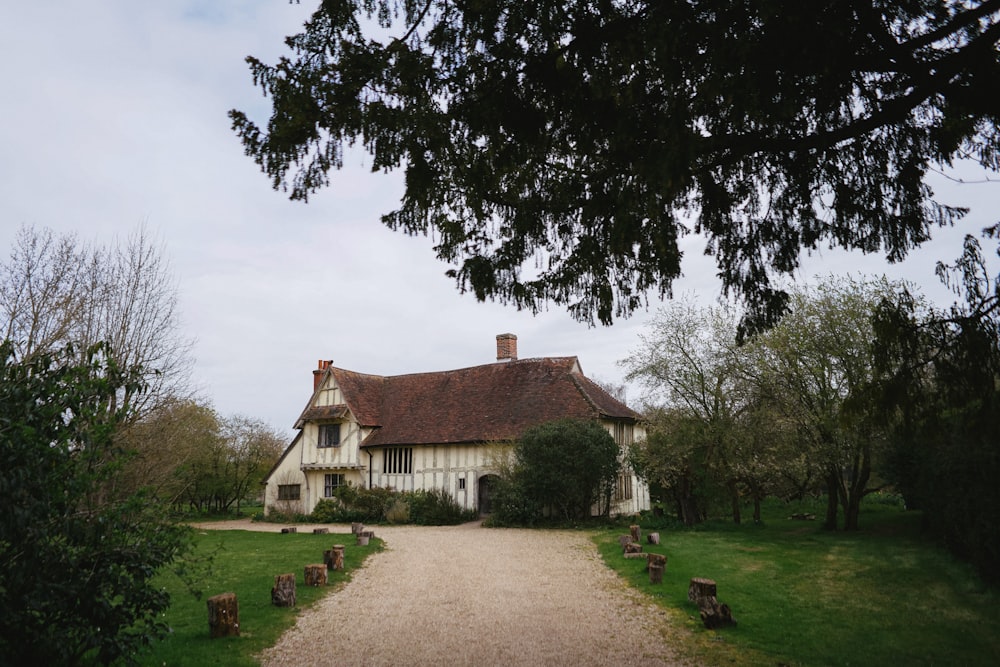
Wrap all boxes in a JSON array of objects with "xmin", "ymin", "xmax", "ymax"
[
  {"xmin": 0, "ymin": 342, "xmax": 191, "ymax": 667},
  {"xmin": 600, "ymin": 497, "xmax": 998, "ymax": 666},
  {"xmin": 141, "ymin": 529, "xmax": 380, "ymax": 667},
  {"xmin": 232, "ymin": 2, "xmax": 999, "ymax": 333},
  {"xmin": 874, "ymin": 236, "xmax": 1000, "ymax": 585}
]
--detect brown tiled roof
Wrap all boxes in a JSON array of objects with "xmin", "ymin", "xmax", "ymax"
[
  {"xmin": 298, "ymin": 405, "xmax": 349, "ymax": 422},
  {"xmin": 298, "ymin": 357, "xmax": 641, "ymax": 447}
]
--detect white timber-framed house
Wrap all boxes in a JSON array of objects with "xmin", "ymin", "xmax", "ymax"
[{"xmin": 263, "ymin": 334, "xmax": 650, "ymax": 516}]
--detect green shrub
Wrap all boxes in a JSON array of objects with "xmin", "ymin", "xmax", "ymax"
[
  {"xmin": 309, "ymin": 499, "xmax": 346, "ymax": 523},
  {"xmin": 485, "ymin": 477, "xmax": 541, "ymax": 527},
  {"xmin": 330, "ymin": 485, "xmax": 396, "ymax": 522},
  {"xmin": 304, "ymin": 486, "xmax": 476, "ymax": 525},
  {"xmin": 384, "ymin": 498, "xmax": 411, "ymax": 523},
  {"xmin": 403, "ymin": 489, "xmax": 477, "ymax": 525}
]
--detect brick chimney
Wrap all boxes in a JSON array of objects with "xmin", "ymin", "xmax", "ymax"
[
  {"xmin": 313, "ymin": 359, "xmax": 333, "ymax": 392},
  {"xmin": 496, "ymin": 333, "xmax": 517, "ymax": 361}
]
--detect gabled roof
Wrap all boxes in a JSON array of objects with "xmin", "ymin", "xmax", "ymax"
[{"xmin": 299, "ymin": 357, "xmax": 641, "ymax": 447}]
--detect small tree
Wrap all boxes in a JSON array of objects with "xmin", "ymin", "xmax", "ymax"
[
  {"xmin": 0, "ymin": 341, "xmax": 190, "ymax": 666},
  {"xmin": 512, "ymin": 419, "xmax": 621, "ymax": 521}
]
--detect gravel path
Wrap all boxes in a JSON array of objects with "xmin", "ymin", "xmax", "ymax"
[{"xmin": 197, "ymin": 520, "xmax": 685, "ymax": 666}]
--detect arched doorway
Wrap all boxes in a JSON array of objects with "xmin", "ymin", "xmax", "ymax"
[{"xmin": 477, "ymin": 474, "xmax": 500, "ymax": 515}]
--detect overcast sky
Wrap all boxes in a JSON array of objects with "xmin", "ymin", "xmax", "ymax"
[{"xmin": 2, "ymin": 2, "xmax": 997, "ymax": 438}]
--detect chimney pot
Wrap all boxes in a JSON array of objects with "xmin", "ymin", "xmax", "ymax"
[
  {"xmin": 496, "ymin": 333, "xmax": 517, "ymax": 361},
  {"xmin": 313, "ymin": 359, "xmax": 333, "ymax": 392}
]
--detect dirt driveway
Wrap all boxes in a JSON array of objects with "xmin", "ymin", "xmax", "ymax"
[{"xmin": 196, "ymin": 520, "xmax": 685, "ymax": 666}]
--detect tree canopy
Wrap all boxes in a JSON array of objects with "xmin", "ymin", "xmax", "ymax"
[
  {"xmin": 232, "ymin": 1, "xmax": 1000, "ymax": 333},
  {"xmin": 623, "ymin": 277, "xmax": 899, "ymax": 530},
  {"xmin": 0, "ymin": 342, "xmax": 191, "ymax": 666},
  {"xmin": 873, "ymin": 236, "xmax": 1000, "ymax": 584}
]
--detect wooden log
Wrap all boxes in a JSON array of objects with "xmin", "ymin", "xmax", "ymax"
[
  {"xmin": 351, "ymin": 522, "xmax": 363, "ymax": 534},
  {"xmin": 629, "ymin": 524, "xmax": 642, "ymax": 543},
  {"xmin": 271, "ymin": 573, "xmax": 296, "ymax": 607},
  {"xmin": 647, "ymin": 532, "xmax": 660, "ymax": 545},
  {"xmin": 281, "ymin": 527, "xmax": 297, "ymax": 534},
  {"xmin": 688, "ymin": 577, "xmax": 717, "ymax": 604},
  {"xmin": 623, "ymin": 552, "xmax": 648, "ymax": 560},
  {"xmin": 698, "ymin": 597, "xmax": 737, "ymax": 629},
  {"xmin": 304, "ymin": 563, "xmax": 328, "ymax": 587},
  {"xmin": 646, "ymin": 553, "xmax": 667, "ymax": 571},
  {"xmin": 624, "ymin": 541, "xmax": 643, "ymax": 554},
  {"xmin": 618, "ymin": 534, "xmax": 634, "ymax": 549},
  {"xmin": 357, "ymin": 533, "xmax": 370, "ymax": 546},
  {"xmin": 649, "ymin": 563, "xmax": 665, "ymax": 584},
  {"xmin": 360, "ymin": 529, "xmax": 375, "ymax": 538},
  {"xmin": 207, "ymin": 592, "xmax": 239, "ymax": 638},
  {"xmin": 331, "ymin": 544, "xmax": 345, "ymax": 570},
  {"xmin": 313, "ymin": 527, "xmax": 330, "ymax": 534}
]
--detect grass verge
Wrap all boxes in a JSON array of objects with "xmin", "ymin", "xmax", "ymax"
[
  {"xmin": 138, "ymin": 528, "xmax": 381, "ymax": 667},
  {"xmin": 597, "ymin": 498, "xmax": 998, "ymax": 666}
]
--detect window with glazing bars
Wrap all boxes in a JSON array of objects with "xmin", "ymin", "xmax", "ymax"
[{"xmin": 383, "ymin": 447, "xmax": 413, "ymax": 474}]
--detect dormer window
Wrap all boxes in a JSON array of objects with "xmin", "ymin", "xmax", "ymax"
[{"xmin": 318, "ymin": 423, "xmax": 341, "ymax": 448}]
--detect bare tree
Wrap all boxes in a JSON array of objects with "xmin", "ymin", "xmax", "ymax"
[
  {"xmin": 0, "ymin": 226, "xmax": 86, "ymax": 358},
  {"xmin": 1, "ymin": 223, "xmax": 194, "ymax": 419}
]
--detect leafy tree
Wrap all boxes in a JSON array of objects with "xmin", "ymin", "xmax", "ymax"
[
  {"xmin": 218, "ymin": 415, "xmax": 286, "ymax": 513},
  {"xmin": 507, "ymin": 418, "xmax": 620, "ymax": 521},
  {"xmin": 231, "ymin": 1, "xmax": 999, "ymax": 333},
  {"xmin": 116, "ymin": 398, "xmax": 222, "ymax": 507},
  {"xmin": 629, "ymin": 407, "xmax": 714, "ymax": 527},
  {"xmin": 753, "ymin": 276, "xmax": 895, "ymax": 530},
  {"xmin": 873, "ymin": 235, "xmax": 1000, "ymax": 583},
  {"xmin": 623, "ymin": 301, "xmax": 811, "ymax": 524},
  {"xmin": 623, "ymin": 301, "xmax": 750, "ymax": 522},
  {"xmin": 0, "ymin": 341, "xmax": 191, "ymax": 666}
]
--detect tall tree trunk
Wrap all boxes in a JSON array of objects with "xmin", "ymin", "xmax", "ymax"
[
  {"xmin": 823, "ymin": 469, "xmax": 840, "ymax": 530},
  {"xmin": 844, "ymin": 445, "xmax": 872, "ymax": 531},
  {"xmin": 728, "ymin": 480, "xmax": 741, "ymax": 524}
]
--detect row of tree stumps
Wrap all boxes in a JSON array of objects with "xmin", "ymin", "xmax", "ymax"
[
  {"xmin": 206, "ymin": 525, "xmax": 375, "ymax": 639},
  {"xmin": 619, "ymin": 523, "xmax": 736, "ymax": 630}
]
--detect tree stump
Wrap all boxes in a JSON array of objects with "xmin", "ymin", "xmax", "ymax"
[
  {"xmin": 624, "ymin": 541, "xmax": 643, "ymax": 554},
  {"xmin": 331, "ymin": 544, "xmax": 345, "ymax": 570},
  {"xmin": 324, "ymin": 544, "xmax": 346, "ymax": 570},
  {"xmin": 618, "ymin": 534, "xmax": 634, "ymax": 549},
  {"xmin": 271, "ymin": 573, "xmax": 296, "ymax": 607},
  {"xmin": 281, "ymin": 527, "xmax": 297, "ymax": 534},
  {"xmin": 698, "ymin": 597, "xmax": 737, "ymax": 629},
  {"xmin": 688, "ymin": 577, "xmax": 717, "ymax": 604},
  {"xmin": 646, "ymin": 553, "xmax": 667, "ymax": 571},
  {"xmin": 207, "ymin": 592, "xmax": 239, "ymax": 638},
  {"xmin": 360, "ymin": 529, "xmax": 375, "ymax": 538},
  {"xmin": 629, "ymin": 524, "xmax": 642, "ymax": 543},
  {"xmin": 623, "ymin": 552, "xmax": 647, "ymax": 560},
  {"xmin": 649, "ymin": 563, "xmax": 665, "ymax": 584},
  {"xmin": 304, "ymin": 563, "xmax": 328, "ymax": 586},
  {"xmin": 647, "ymin": 532, "xmax": 660, "ymax": 545},
  {"xmin": 313, "ymin": 527, "xmax": 329, "ymax": 534},
  {"xmin": 687, "ymin": 577, "xmax": 736, "ymax": 628},
  {"xmin": 351, "ymin": 522, "xmax": 363, "ymax": 534},
  {"xmin": 357, "ymin": 533, "xmax": 370, "ymax": 546}
]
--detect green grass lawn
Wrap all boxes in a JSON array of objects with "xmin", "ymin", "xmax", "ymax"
[
  {"xmin": 140, "ymin": 502, "xmax": 996, "ymax": 667},
  {"xmin": 138, "ymin": 528, "xmax": 380, "ymax": 667},
  {"xmin": 598, "ymin": 498, "xmax": 999, "ymax": 666}
]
